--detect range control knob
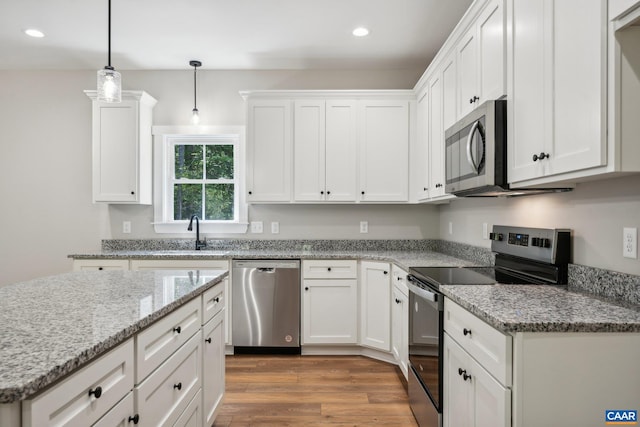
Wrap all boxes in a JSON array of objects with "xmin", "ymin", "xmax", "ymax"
[
  {"xmin": 489, "ymin": 232, "xmax": 503, "ymax": 242},
  {"xmin": 532, "ymin": 237, "xmax": 551, "ymax": 248}
]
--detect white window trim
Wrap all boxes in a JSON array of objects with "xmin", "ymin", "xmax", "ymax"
[{"xmin": 152, "ymin": 125, "xmax": 248, "ymax": 234}]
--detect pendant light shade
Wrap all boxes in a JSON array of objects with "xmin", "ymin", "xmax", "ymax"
[
  {"xmin": 97, "ymin": 0, "xmax": 121, "ymax": 103},
  {"xmin": 190, "ymin": 60, "xmax": 201, "ymax": 124}
]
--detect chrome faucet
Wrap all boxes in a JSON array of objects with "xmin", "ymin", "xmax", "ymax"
[{"xmin": 187, "ymin": 214, "xmax": 207, "ymax": 250}]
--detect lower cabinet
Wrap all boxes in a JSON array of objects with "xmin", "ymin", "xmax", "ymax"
[
  {"xmin": 360, "ymin": 261, "xmax": 391, "ymax": 351},
  {"xmin": 443, "ymin": 333, "xmax": 511, "ymax": 427},
  {"xmin": 72, "ymin": 259, "xmax": 130, "ymax": 271},
  {"xmin": 19, "ymin": 283, "xmax": 226, "ymax": 427},
  {"xmin": 202, "ymin": 310, "xmax": 225, "ymax": 426},
  {"xmin": 391, "ymin": 266, "xmax": 409, "ymax": 379}
]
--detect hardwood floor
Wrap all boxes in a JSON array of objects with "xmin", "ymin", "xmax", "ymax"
[{"xmin": 213, "ymin": 355, "xmax": 419, "ymax": 426}]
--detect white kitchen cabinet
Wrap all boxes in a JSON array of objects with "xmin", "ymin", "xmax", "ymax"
[
  {"xmin": 85, "ymin": 90, "xmax": 156, "ymax": 204},
  {"xmin": 391, "ymin": 265, "xmax": 409, "ymax": 379},
  {"xmin": 428, "ymin": 74, "xmax": 447, "ymax": 199},
  {"xmin": 130, "ymin": 260, "xmax": 231, "ymax": 346},
  {"xmin": 135, "ymin": 332, "xmax": 201, "ymax": 427},
  {"xmin": 175, "ymin": 390, "xmax": 202, "ymax": 427},
  {"xmin": 442, "ymin": 53, "xmax": 458, "ymax": 133},
  {"xmin": 202, "ymin": 310, "xmax": 224, "ymax": 427},
  {"xmin": 358, "ymin": 101, "xmax": 410, "ymax": 202},
  {"xmin": 246, "ymin": 99, "xmax": 292, "ymax": 202},
  {"xmin": 136, "ymin": 298, "xmax": 202, "ymax": 383},
  {"xmin": 507, "ymin": 0, "xmax": 607, "ymax": 184},
  {"xmin": 414, "ymin": 88, "xmax": 431, "ymax": 201},
  {"xmin": 457, "ymin": 0, "xmax": 506, "ymax": 118},
  {"xmin": 92, "ymin": 392, "xmax": 136, "ymax": 427},
  {"xmin": 359, "ymin": 261, "xmax": 391, "ymax": 352},
  {"xmin": 72, "ymin": 259, "xmax": 129, "ymax": 271},
  {"xmin": 302, "ymin": 260, "xmax": 358, "ymax": 344},
  {"xmin": 293, "ymin": 99, "xmax": 357, "ymax": 202},
  {"xmin": 443, "ymin": 333, "xmax": 511, "ymax": 427},
  {"xmin": 22, "ymin": 339, "xmax": 134, "ymax": 427}
]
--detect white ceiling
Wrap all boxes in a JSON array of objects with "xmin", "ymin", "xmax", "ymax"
[{"xmin": 0, "ymin": 0, "xmax": 473, "ymax": 71}]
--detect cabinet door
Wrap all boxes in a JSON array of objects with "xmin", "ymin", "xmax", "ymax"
[
  {"xmin": 358, "ymin": 101, "xmax": 409, "ymax": 202},
  {"xmin": 325, "ymin": 100, "xmax": 358, "ymax": 201},
  {"xmin": 246, "ymin": 100, "xmax": 292, "ymax": 202},
  {"xmin": 443, "ymin": 334, "xmax": 474, "ymax": 427},
  {"xmin": 202, "ymin": 311, "xmax": 224, "ymax": 427},
  {"xmin": 93, "ymin": 100, "xmax": 139, "ymax": 203},
  {"xmin": 458, "ymin": 28, "xmax": 479, "ymax": 118},
  {"xmin": 442, "ymin": 54, "xmax": 458, "ymax": 132},
  {"xmin": 302, "ymin": 279, "xmax": 358, "ymax": 344},
  {"xmin": 359, "ymin": 261, "xmax": 391, "ymax": 351},
  {"xmin": 478, "ymin": 0, "xmax": 506, "ymax": 103},
  {"xmin": 294, "ymin": 100, "xmax": 325, "ymax": 201},
  {"xmin": 92, "ymin": 392, "xmax": 135, "ymax": 427},
  {"xmin": 429, "ymin": 75, "xmax": 446, "ymax": 198},
  {"xmin": 415, "ymin": 88, "xmax": 430, "ymax": 201},
  {"xmin": 391, "ymin": 285, "xmax": 409, "ymax": 379}
]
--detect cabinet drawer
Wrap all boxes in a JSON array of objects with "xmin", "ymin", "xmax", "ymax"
[
  {"xmin": 174, "ymin": 389, "xmax": 202, "ymax": 427},
  {"xmin": 22, "ymin": 339, "xmax": 134, "ymax": 427},
  {"xmin": 73, "ymin": 259, "xmax": 129, "ymax": 271},
  {"xmin": 136, "ymin": 298, "xmax": 201, "ymax": 383},
  {"xmin": 302, "ymin": 260, "xmax": 357, "ymax": 279},
  {"xmin": 444, "ymin": 298, "xmax": 512, "ymax": 386},
  {"xmin": 93, "ymin": 392, "xmax": 135, "ymax": 427},
  {"xmin": 135, "ymin": 332, "xmax": 201, "ymax": 427},
  {"xmin": 202, "ymin": 280, "xmax": 225, "ymax": 325},
  {"xmin": 391, "ymin": 264, "xmax": 408, "ymax": 296}
]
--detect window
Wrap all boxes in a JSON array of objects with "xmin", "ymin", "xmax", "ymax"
[{"xmin": 152, "ymin": 126, "xmax": 248, "ymax": 234}]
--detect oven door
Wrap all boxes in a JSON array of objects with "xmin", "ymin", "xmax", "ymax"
[{"xmin": 407, "ymin": 277, "xmax": 444, "ymax": 426}]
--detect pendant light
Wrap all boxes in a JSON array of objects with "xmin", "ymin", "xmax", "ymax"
[
  {"xmin": 190, "ymin": 60, "xmax": 202, "ymax": 124},
  {"xmin": 97, "ymin": 0, "xmax": 121, "ymax": 103}
]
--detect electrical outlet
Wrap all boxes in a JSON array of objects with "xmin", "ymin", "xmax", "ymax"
[
  {"xmin": 449, "ymin": 222, "xmax": 453, "ymax": 235},
  {"xmin": 482, "ymin": 223, "xmax": 489, "ymax": 239},
  {"xmin": 122, "ymin": 221, "xmax": 131, "ymax": 234},
  {"xmin": 623, "ymin": 227, "xmax": 637, "ymax": 259},
  {"xmin": 271, "ymin": 222, "xmax": 280, "ymax": 234},
  {"xmin": 360, "ymin": 221, "xmax": 369, "ymax": 233},
  {"xmin": 250, "ymin": 221, "xmax": 263, "ymax": 233}
]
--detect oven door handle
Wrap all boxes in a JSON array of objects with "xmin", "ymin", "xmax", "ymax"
[{"xmin": 407, "ymin": 277, "xmax": 439, "ymax": 303}]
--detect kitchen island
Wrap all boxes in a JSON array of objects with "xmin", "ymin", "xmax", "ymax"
[{"xmin": 0, "ymin": 268, "xmax": 228, "ymax": 426}]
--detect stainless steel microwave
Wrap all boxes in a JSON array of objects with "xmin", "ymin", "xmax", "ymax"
[
  {"xmin": 445, "ymin": 99, "xmax": 508, "ymax": 197},
  {"xmin": 444, "ymin": 99, "xmax": 571, "ymax": 197}
]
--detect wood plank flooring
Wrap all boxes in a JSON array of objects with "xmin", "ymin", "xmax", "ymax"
[{"xmin": 213, "ymin": 355, "xmax": 418, "ymax": 426}]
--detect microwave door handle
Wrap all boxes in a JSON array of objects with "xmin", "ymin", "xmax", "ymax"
[{"xmin": 466, "ymin": 120, "xmax": 480, "ymax": 174}]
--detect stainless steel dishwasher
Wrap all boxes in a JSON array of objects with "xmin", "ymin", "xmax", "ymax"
[{"xmin": 232, "ymin": 260, "xmax": 300, "ymax": 353}]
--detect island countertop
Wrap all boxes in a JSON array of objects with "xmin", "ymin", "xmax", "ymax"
[{"xmin": 0, "ymin": 269, "xmax": 227, "ymax": 403}]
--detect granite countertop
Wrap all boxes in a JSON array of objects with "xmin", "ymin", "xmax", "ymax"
[
  {"xmin": 68, "ymin": 249, "xmax": 481, "ymax": 271},
  {"xmin": 441, "ymin": 284, "xmax": 640, "ymax": 334},
  {"xmin": 0, "ymin": 269, "xmax": 227, "ymax": 403}
]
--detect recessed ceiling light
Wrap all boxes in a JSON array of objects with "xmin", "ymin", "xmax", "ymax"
[
  {"xmin": 24, "ymin": 29, "xmax": 45, "ymax": 38},
  {"xmin": 352, "ymin": 27, "xmax": 370, "ymax": 37}
]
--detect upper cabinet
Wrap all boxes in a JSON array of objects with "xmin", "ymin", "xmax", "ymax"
[
  {"xmin": 85, "ymin": 90, "xmax": 156, "ymax": 204},
  {"xmin": 359, "ymin": 100, "xmax": 410, "ymax": 202},
  {"xmin": 507, "ymin": 0, "xmax": 607, "ymax": 184},
  {"xmin": 242, "ymin": 91, "xmax": 414, "ymax": 204},
  {"xmin": 245, "ymin": 99, "xmax": 293, "ymax": 202},
  {"xmin": 458, "ymin": 0, "xmax": 506, "ymax": 118},
  {"xmin": 294, "ymin": 99, "xmax": 358, "ymax": 202}
]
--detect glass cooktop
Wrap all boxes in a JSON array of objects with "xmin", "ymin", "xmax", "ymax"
[{"xmin": 408, "ymin": 266, "xmax": 532, "ymax": 289}]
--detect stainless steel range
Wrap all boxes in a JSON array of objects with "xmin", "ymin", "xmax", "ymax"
[{"xmin": 406, "ymin": 225, "xmax": 571, "ymax": 427}]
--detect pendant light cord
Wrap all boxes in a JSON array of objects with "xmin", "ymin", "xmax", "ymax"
[
  {"xmin": 107, "ymin": 0, "xmax": 112, "ymax": 69},
  {"xmin": 193, "ymin": 65, "xmax": 197, "ymax": 109}
]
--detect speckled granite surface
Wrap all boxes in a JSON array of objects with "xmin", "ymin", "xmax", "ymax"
[
  {"xmin": 441, "ymin": 284, "xmax": 640, "ymax": 333},
  {"xmin": 569, "ymin": 264, "xmax": 640, "ymax": 306},
  {"xmin": 69, "ymin": 249, "xmax": 481, "ymax": 270},
  {"xmin": 0, "ymin": 269, "xmax": 227, "ymax": 403}
]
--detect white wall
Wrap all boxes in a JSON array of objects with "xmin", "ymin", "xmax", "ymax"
[
  {"xmin": 0, "ymin": 68, "xmax": 435, "ymax": 286},
  {"xmin": 438, "ymin": 174, "xmax": 640, "ymax": 276}
]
